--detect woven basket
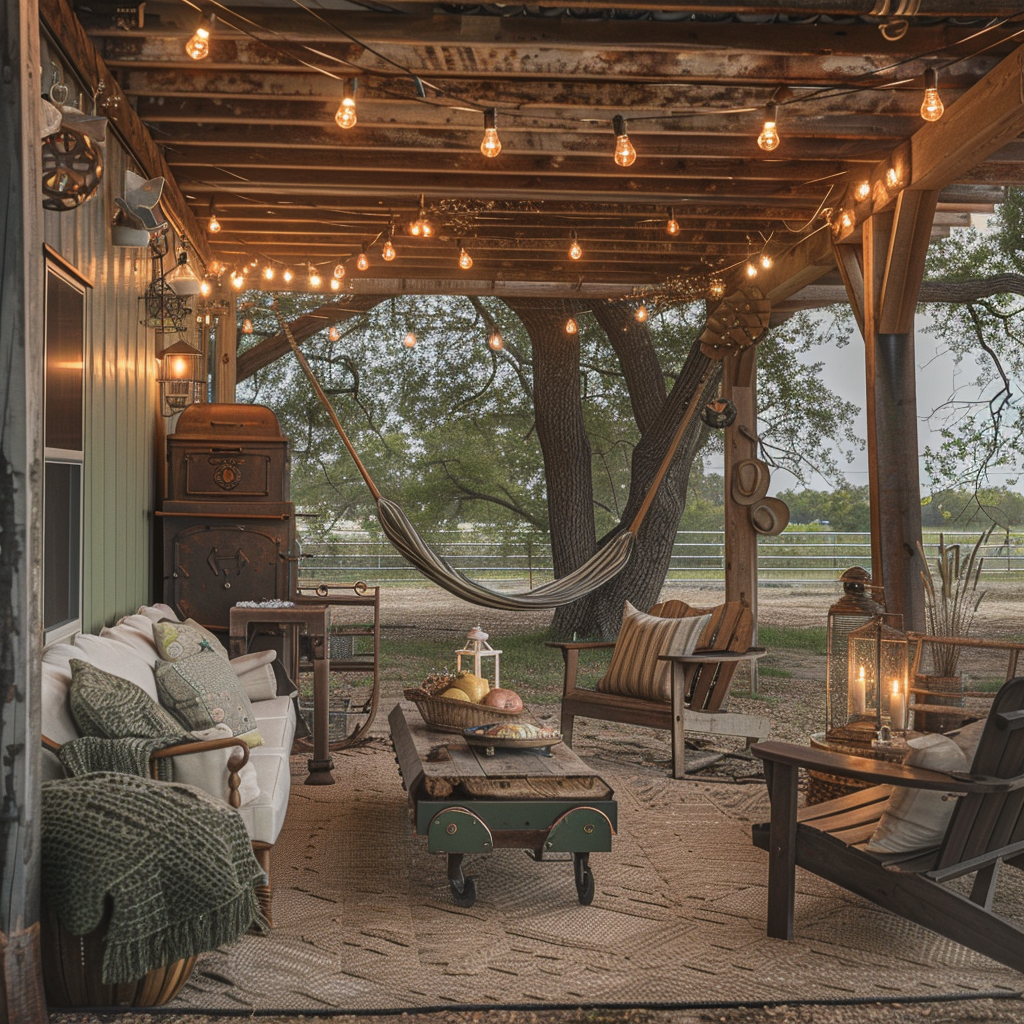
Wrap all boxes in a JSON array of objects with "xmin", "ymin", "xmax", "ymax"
[{"xmin": 403, "ymin": 688, "xmax": 523, "ymax": 734}]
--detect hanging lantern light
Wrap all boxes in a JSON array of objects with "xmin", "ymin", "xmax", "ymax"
[{"xmin": 156, "ymin": 339, "xmax": 204, "ymax": 417}]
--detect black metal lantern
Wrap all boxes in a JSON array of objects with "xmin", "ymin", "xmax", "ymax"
[
  {"xmin": 156, "ymin": 340, "xmax": 204, "ymax": 417},
  {"xmin": 41, "ymin": 126, "xmax": 103, "ymax": 212},
  {"xmin": 701, "ymin": 396, "xmax": 737, "ymax": 429}
]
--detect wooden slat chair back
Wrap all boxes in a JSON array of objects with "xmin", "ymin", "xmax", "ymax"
[
  {"xmin": 750, "ymin": 677, "xmax": 1024, "ymax": 974},
  {"xmin": 546, "ymin": 599, "xmax": 767, "ymax": 778}
]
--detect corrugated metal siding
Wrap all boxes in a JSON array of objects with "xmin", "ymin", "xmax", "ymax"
[{"xmin": 43, "ymin": 133, "xmax": 165, "ymax": 631}]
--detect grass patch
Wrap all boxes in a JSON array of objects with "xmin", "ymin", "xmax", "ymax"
[
  {"xmin": 758, "ymin": 666, "xmax": 792, "ymax": 678},
  {"xmin": 760, "ymin": 624, "xmax": 827, "ymax": 656}
]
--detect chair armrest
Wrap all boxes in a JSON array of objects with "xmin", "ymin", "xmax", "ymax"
[
  {"xmin": 751, "ymin": 740, "xmax": 1022, "ymax": 794},
  {"xmin": 545, "ymin": 641, "xmax": 615, "ymax": 697},
  {"xmin": 150, "ymin": 736, "xmax": 251, "ymax": 808},
  {"xmin": 660, "ymin": 648, "xmax": 766, "ymax": 665},
  {"xmin": 42, "ymin": 734, "xmax": 62, "ymax": 755},
  {"xmin": 544, "ymin": 641, "xmax": 616, "ymax": 651}
]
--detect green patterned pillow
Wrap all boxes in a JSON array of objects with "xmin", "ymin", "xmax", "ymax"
[
  {"xmin": 155, "ymin": 650, "xmax": 264, "ymax": 747},
  {"xmin": 69, "ymin": 660, "xmax": 184, "ymax": 740},
  {"xmin": 153, "ymin": 620, "xmax": 224, "ymax": 662}
]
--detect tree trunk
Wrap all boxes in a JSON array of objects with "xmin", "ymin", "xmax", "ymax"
[{"xmin": 506, "ymin": 298, "xmax": 720, "ymax": 639}]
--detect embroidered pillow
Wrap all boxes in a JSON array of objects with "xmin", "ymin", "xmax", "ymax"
[
  {"xmin": 597, "ymin": 602, "xmax": 711, "ymax": 702},
  {"xmin": 153, "ymin": 620, "xmax": 226, "ymax": 663},
  {"xmin": 69, "ymin": 660, "xmax": 184, "ymax": 740},
  {"xmin": 155, "ymin": 650, "xmax": 264, "ymax": 748},
  {"xmin": 864, "ymin": 733, "xmax": 967, "ymax": 853},
  {"xmin": 183, "ymin": 619, "xmax": 231, "ymax": 660}
]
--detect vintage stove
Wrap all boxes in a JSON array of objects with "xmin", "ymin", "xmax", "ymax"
[{"xmin": 160, "ymin": 403, "xmax": 296, "ymax": 628}]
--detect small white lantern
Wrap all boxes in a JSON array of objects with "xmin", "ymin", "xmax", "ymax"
[{"xmin": 456, "ymin": 626, "xmax": 502, "ymax": 688}]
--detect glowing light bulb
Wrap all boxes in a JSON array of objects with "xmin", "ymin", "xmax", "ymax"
[
  {"xmin": 480, "ymin": 108, "xmax": 501, "ymax": 158},
  {"xmin": 409, "ymin": 221, "xmax": 421, "ymax": 237},
  {"xmin": 335, "ymin": 81, "xmax": 358, "ymax": 129},
  {"xmin": 334, "ymin": 263, "xmax": 345, "ymax": 279},
  {"xmin": 886, "ymin": 166, "xmax": 900, "ymax": 189},
  {"xmin": 232, "ymin": 274, "xmax": 244, "ymax": 290},
  {"xmin": 565, "ymin": 317, "xmax": 578, "ymax": 335},
  {"xmin": 382, "ymin": 239, "xmax": 396, "ymax": 261},
  {"xmin": 357, "ymin": 247, "xmax": 369, "ymax": 271},
  {"xmin": 185, "ymin": 17, "xmax": 211, "ymax": 60},
  {"xmin": 283, "ymin": 267, "xmax": 293, "ymax": 283},
  {"xmin": 855, "ymin": 181, "xmax": 871, "ymax": 202},
  {"xmin": 920, "ymin": 67, "xmax": 944, "ymax": 122},
  {"xmin": 242, "ymin": 318, "xmax": 253, "ymax": 334},
  {"xmin": 207, "ymin": 212, "xmax": 221, "ymax": 234},
  {"xmin": 330, "ymin": 277, "xmax": 340, "ymax": 291},
  {"xmin": 612, "ymin": 115, "xmax": 636, "ymax": 167},
  {"xmin": 635, "ymin": 304, "xmax": 648, "ymax": 323},
  {"xmin": 745, "ymin": 262, "xmax": 758, "ymax": 278},
  {"xmin": 172, "ymin": 356, "xmax": 187, "ymax": 377},
  {"xmin": 308, "ymin": 268, "xmax": 321, "ymax": 288},
  {"xmin": 568, "ymin": 235, "xmax": 583, "ymax": 261},
  {"xmin": 199, "ymin": 280, "xmax": 212, "ymax": 297},
  {"xmin": 666, "ymin": 209, "xmax": 680, "ymax": 236},
  {"xmin": 760, "ymin": 253, "xmax": 773, "ymax": 270},
  {"xmin": 403, "ymin": 332, "xmax": 417, "ymax": 349},
  {"xmin": 709, "ymin": 278, "xmax": 726, "ymax": 299},
  {"xmin": 487, "ymin": 330, "xmax": 503, "ymax": 351},
  {"xmin": 458, "ymin": 247, "xmax": 473, "ymax": 270},
  {"xmin": 262, "ymin": 265, "xmax": 275, "ymax": 281},
  {"xmin": 840, "ymin": 210, "xmax": 854, "ymax": 230},
  {"xmin": 757, "ymin": 102, "xmax": 780, "ymax": 152},
  {"xmin": 329, "ymin": 325, "xmax": 340, "ymax": 342}
]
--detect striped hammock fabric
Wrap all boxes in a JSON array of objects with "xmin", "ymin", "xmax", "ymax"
[{"xmin": 376, "ymin": 497, "xmax": 636, "ymax": 610}]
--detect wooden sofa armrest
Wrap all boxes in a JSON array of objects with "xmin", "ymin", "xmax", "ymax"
[
  {"xmin": 751, "ymin": 740, "xmax": 1021, "ymax": 794},
  {"xmin": 150, "ymin": 737, "xmax": 251, "ymax": 808}
]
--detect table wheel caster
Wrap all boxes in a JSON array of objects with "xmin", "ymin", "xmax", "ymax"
[
  {"xmin": 573, "ymin": 852, "xmax": 595, "ymax": 905},
  {"xmin": 447, "ymin": 853, "xmax": 477, "ymax": 908}
]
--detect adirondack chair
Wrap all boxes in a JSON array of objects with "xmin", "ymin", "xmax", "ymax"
[
  {"xmin": 547, "ymin": 600, "xmax": 769, "ymax": 778},
  {"xmin": 750, "ymin": 676, "xmax": 1024, "ymax": 974}
]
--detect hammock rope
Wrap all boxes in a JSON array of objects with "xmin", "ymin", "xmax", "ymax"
[{"xmin": 279, "ymin": 312, "xmax": 710, "ymax": 610}]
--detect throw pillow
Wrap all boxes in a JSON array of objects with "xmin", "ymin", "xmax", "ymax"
[
  {"xmin": 155, "ymin": 650, "xmax": 264, "ymax": 747},
  {"xmin": 69, "ymin": 659, "xmax": 184, "ymax": 740},
  {"xmin": 229, "ymin": 651, "xmax": 278, "ymax": 702},
  {"xmin": 184, "ymin": 619, "xmax": 232, "ymax": 661},
  {"xmin": 153, "ymin": 620, "xmax": 225, "ymax": 662},
  {"xmin": 597, "ymin": 602, "xmax": 711, "ymax": 702},
  {"xmin": 864, "ymin": 733, "xmax": 967, "ymax": 853}
]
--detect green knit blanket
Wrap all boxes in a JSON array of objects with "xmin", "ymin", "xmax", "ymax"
[
  {"xmin": 42, "ymin": 772, "xmax": 266, "ymax": 984},
  {"xmin": 57, "ymin": 735, "xmax": 181, "ymax": 780}
]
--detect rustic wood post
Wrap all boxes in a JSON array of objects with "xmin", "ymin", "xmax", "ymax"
[
  {"xmin": 213, "ymin": 290, "xmax": 237, "ymax": 404},
  {"xmin": 722, "ymin": 347, "xmax": 759, "ymax": 692},
  {"xmin": 0, "ymin": 0, "xmax": 49, "ymax": 1018}
]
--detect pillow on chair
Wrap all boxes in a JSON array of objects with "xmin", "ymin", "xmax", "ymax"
[{"xmin": 597, "ymin": 602, "xmax": 711, "ymax": 702}]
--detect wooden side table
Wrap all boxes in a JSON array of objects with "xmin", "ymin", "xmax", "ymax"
[{"xmin": 228, "ymin": 604, "xmax": 334, "ymax": 785}]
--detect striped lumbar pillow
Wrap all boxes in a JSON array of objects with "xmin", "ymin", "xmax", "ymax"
[{"xmin": 597, "ymin": 602, "xmax": 711, "ymax": 702}]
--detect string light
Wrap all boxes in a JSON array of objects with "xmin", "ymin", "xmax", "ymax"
[
  {"xmin": 480, "ymin": 108, "xmax": 501, "ymax": 159},
  {"xmin": 330, "ymin": 277, "xmax": 340, "ymax": 291},
  {"xmin": 231, "ymin": 273, "xmax": 244, "ymax": 290},
  {"xmin": 357, "ymin": 244, "xmax": 370, "ymax": 271},
  {"xmin": 612, "ymin": 115, "xmax": 636, "ymax": 168},
  {"xmin": 635, "ymin": 304, "xmax": 648, "ymax": 323},
  {"xmin": 199, "ymin": 280, "xmax": 212, "ymax": 297},
  {"xmin": 382, "ymin": 236, "xmax": 397, "ymax": 262},
  {"xmin": 308, "ymin": 266, "xmax": 321, "ymax": 288},
  {"xmin": 207, "ymin": 200, "xmax": 221, "ymax": 234},
  {"xmin": 666, "ymin": 207, "xmax": 680, "ymax": 236},
  {"xmin": 333, "ymin": 262, "xmax": 346, "ymax": 279},
  {"xmin": 283, "ymin": 267, "xmax": 293, "ymax": 283},
  {"xmin": 568, "ymin": 232, "xmax": 583, "ymax": 261},
  {"xmin": 760, "ymin": 253, "xmax": 773, "ymax": 270},
  {"xmin": 262, "ymin": 265, "xmax": 275, "ymax": 281},
  {"xmin": 709, "ymin": 278, "xmax": 726, "ymax": 299},
  {"xmin": 565, "ymin": 316, "xmax": 578, "ymax": 334},
  {"xmin": 458, "ymin": 243, "xmax": 473, "ymax": 270},
  {"xmin": 886, "ymin": 166, "xmax": 900, "ymax": 189},
  {"xmin": 329, "ymin": 325, "xmax": 340, "ymax": 342},
  {"xmin": 242, "ymin": 317, "xmax": 253, "ymax": 334},
  {"xmin": 840, "ymin": 210, "xmax": 854, "ymax": 230},
  {"xmin": 855, "ymin": 181, "xmax": 871, "ymax": 201},
  {"xmin": 409, "ymin": 194, "xmax": 434, "ymax": 237},
  {"xmin": 185, "ymin": 14, "xmax": 213, "ymax": 60},
  {"xmin": 757, "ymin": 101, "xmax": 780, "ymax": 152},
  {"xmin": 487, "ymin": 330, "xmax": 503, "ymax": 351},
  {"xmin": 403, "ymin": 332, "xmax": 417, "ymax": 349},
  {"xmin": 335, "ymin": 79, "xmax": 358, "ymax": 130},
  {"xmin": 745, "ymin": 261, "xmax": 758, "ymax": 278},
  {"xmin": 920, "ymin": 67, "xmax": 944, "ymax": 122}
]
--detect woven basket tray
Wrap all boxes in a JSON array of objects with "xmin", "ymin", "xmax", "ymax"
[{"xmin": 403, "ymin": 688, "xmax": 523, "ymax": 734}]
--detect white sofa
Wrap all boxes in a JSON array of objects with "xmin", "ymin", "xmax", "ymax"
[{"xmin": 40, "ymin": 602, "xmax": 298, "ymax": 923}]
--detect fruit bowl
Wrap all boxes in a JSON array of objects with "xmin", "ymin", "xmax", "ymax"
[{"xmin": 402, "ymin": 687, "xmax": 523, "ymax": 733}]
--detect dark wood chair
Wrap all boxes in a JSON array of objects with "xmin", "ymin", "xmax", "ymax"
[
  {"xmin": 546, "ymin": 600, "xmax": 769, "ymax": 778},
  {"xmin": 750, "ymin": 676, "xmax": 1024, "ymax": 974}
]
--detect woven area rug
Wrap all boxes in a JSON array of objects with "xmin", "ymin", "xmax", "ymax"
[{"xmin": 173, "ymin": 738, "xmax": 1024, "ymax": 1012}]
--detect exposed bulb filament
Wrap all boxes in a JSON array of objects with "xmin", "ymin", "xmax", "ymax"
[
  {"xmin": 757, "ymin": 102, "xmax": 780, "ymax": 152},
  {"xmin": 185, "ymin": 18, "xmax": 211, "ymax": 60},
  {"xmin": 335, "ymin": 81, "xmax": 358, "ymax": 129},
  {"xmin": 568, "ymin": 234, "xmax": 583, "ymax": 261},
  {"xmin": 920, "ymin": 68, "xmax": 944, "ymax": 122},
  {"xmin": 357, "ymin": 247, "xmax": 370, "ymax": 271},
  {"xmin": 458, "ymin": 247, "xmax": 473, "ymax": 270},
  {"xmin": 480, "ymin": 109, "xmax": 501, "ymax": 158},
  {"xmin": 612, "ymin": 116, "xmax": 636, "ymax": 167},
  {"xmin": 382, "ymin": 239, "xmax": 397, "ymax": 261},
  {"xmin": 207, "ymin": 212, "xmax": 221, "ymax": 234}
]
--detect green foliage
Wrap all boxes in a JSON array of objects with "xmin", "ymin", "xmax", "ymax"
[
  {"xmin": 759, "ymin": 624, "xmax": 828, "ymax": 656},
  {"xmin": 775, "ymin": 484, "xmax": 871, "ymax": 532},
  {"xmin": 920, "ymin": 486, "xmax": 1024, "ymax": 529}
]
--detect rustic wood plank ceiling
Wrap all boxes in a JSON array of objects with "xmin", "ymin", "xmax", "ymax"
[{"xmin": 78, "ymin": 2, "xmax": 1023, "ymax": 298}]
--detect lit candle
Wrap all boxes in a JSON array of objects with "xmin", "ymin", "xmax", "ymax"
[
  {"xmin": 890, "ymin": 678, "xmax": 906, "ymax": 733},
  {"xmin": 850, "ymin": 666, "xmax": 867, "ymax": 717}
]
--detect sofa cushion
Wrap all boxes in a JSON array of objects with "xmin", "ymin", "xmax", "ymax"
[
  {"xmin": 597, "ymin": 602, "xmax": 711, "ymax": 702},
  {"xmin": 153, "ymin": 620, "xmax": 223, "ymax": 663},
  {"xmin": 155, "ymin": 650, "xmax": 264, "ymax": 747},
  {"xmin": 100, "ymin": 614, "xmax": 164, "ymax": 665},
  {"xmin": 42, "ymin": 643, "xmax": 81, "ymax": 745},
  {"xmin": 234, "ymin": 749, "xmax": 291, "ymax": 845},
  {"xmin": 250, "ymin": 695, "xmax": 297, "ymax": 751},
  {"xmin": 231, "ymin": 652, "xmax": 278, "ymax": 702},
  {"xmin": 171, "ymin": 724, "xmax": 260, "ymax": 807},
  {"xmin": 135, "ymin": 603, "xmax": 180, "ymax": 623},
  {"xmin": 69, "ymin": 659, "xmax": 184, "ymax": 740},
  {"xmin": 72, "ymin": 633, "xmax": 161, "ymax": 702}
]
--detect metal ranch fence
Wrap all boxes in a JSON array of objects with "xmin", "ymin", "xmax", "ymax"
[{"xmin": 296, "ymin": 528, "xmax": 1024, "ymax": 588}]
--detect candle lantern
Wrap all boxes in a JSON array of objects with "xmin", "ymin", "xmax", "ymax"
[
  {"xmin": 825, "ymin": 567, "xmax": 883, "ymax": 740},
  {"xmin": 456, "ymin": 626, "xmax": 502, "ymax": 688},
  {"xmin": 845, "ymin": 615, "xmax": 910, "ymax": 736}
]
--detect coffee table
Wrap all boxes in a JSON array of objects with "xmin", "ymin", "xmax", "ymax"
[{"xmin": 389, "ymin": 701, "xmax": 617, "ymax": 907}]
